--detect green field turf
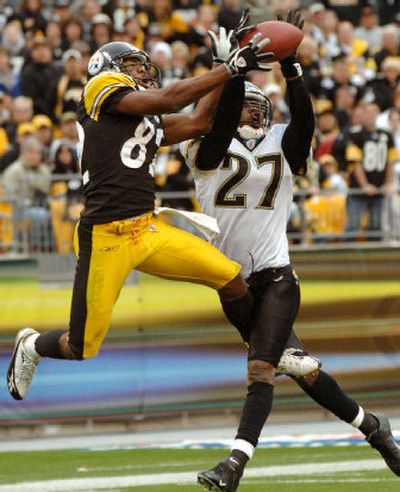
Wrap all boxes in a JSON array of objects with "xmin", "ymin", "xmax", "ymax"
[
  {"xmin": 1, "ymin": 276, "xmax": 400, "ymax": 332},
  {"xmin": 0, "ymin": 446, "xmax": 399, "ymax": 491}
]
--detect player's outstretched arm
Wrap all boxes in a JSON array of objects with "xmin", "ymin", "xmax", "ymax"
[
  {"xmin": 161, "ymin": 26, "xmax": 273, "ymax": 145},
  {"xmin": 195, "ymin": 77, "xmax": 245, "ymax": 170},
  {"xmin": 279, "ymin": 10, "xmax": 314, "ymax": 175},
  {"xmin": 116, "ymin": 30, "xmax": 273, "ymax": 133}
]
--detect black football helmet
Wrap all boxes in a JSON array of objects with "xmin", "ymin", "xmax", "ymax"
[{"xmin": 87, "ymin": 41, "xmax": 161, "ymax": 88}]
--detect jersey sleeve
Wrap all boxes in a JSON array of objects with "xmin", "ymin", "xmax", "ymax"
[
  {"xmin": 179, "ymin": 138, "xmax": 201, "ymax": 170},
  {"xmin": 82, "ymin": 72, "xmax": 138, "ymax": 121}
]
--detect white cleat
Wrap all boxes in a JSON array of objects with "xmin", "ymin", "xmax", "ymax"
[
  {"xmin": 276, "ymin": 347, "xmax": 321, "ymax": 377},
  {"xmin": 7, "ymin": 328, "xmax": 41, "ymax": 400}
]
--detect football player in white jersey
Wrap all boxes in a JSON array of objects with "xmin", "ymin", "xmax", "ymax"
[{"xmin": 182, "ymin": 10, "xmax": 400, "ymax": 492}]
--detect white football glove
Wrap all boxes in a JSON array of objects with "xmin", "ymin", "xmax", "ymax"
[{"xmin": 208, "ymin": 27, "xmax": 235, "ymax": 63}]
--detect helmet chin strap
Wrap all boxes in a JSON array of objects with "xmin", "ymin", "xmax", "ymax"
[{"xmin": 237, "ymin": 125, "xmax": 266, "ymax": 140}]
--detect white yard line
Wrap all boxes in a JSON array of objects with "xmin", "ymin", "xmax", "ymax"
[{"xmin": 0, "ymin": 459, "xmax": 388, "ymax": 491}]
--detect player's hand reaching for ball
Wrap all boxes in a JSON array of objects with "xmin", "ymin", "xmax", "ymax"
[
  {"xmin": 234, "ymin": 7, "xmax": 257, "ymax": 44},
  {"xmin": 208, "ymin": 27, "xmax": 235, "ymax": 64},
  {"xmin": 277, "ymin": 9, "xmax": 305, "ymax": 31},
  {"xmin": 225, "ymin": 33, "xmax": 275, "ymax": 77},
  {"xmin": 277, "ymin": 9, "xmax": 305, "ymax": 79}
]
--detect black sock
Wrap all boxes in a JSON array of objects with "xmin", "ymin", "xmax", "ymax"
[
  {"xmin": 221, "ymin": 290, "xmax": 254, "ymax": 343},
  {"xmin": 35, "ymin": 330, "xmax": 67, "ymax": 359},
  {"xmin": 359, "ymin": 413, "xmax": 379, "ymax": 437},
  {"xmin": 298, "ymin": 370, "xmax": 359, "ymax": 423},
  {"xmin": 236, "ymin": 381, "xmax": 274, "ymax": 447}
]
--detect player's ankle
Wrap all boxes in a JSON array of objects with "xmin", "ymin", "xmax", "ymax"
[{"xmin": 359, "ymin": 412, "xmax": 380, "ymax": 437}]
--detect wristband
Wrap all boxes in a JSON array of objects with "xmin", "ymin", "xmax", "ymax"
[{"xmin": 280, "ymin": 55, "xmax": 303, "ymax": 79}]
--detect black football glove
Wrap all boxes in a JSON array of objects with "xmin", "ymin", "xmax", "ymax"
[
  {"xmin": 277, "ymin": 9, "xmax": 304, "ymax": 79},
  {"xmin": 225, "ymin": 33, "xmax": 275, "ymax": 77},
  {"xmin": 233, "ymin": 7, "xmax": 257, "ymax": 45}
]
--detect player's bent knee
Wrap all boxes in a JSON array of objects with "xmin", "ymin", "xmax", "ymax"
[{"xmin": 248, "ymin": 359, "xmax": 276, "ymax": 385}]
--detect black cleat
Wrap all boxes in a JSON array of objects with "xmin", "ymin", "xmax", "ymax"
[
  {"xmin": 366, "ymin": 413, "xmax": 400, "ymax": 476},
  {"xmin": 198, "ymin": 458, "xmax": 242, "ymax": 491}
]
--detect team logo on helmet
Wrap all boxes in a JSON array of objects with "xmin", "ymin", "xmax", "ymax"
[{"xmin": 88, "ymin": 52, "xmax": 104, "ymax": 76}]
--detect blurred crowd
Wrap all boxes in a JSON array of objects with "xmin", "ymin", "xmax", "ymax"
[{"xmin": 0, "ymin": 0, "xmax": 399, "ymax": 252}]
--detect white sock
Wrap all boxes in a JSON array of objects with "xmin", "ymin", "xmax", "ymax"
[
  {"xmin": 23, "ymin": 334, "xmax": 41, "ymax": 361},
  {"xmin": 231, "ymin": 439, "xmax": 254, "ymax": 459},
  {"xmin": 351, "ymin": 406, "xmax": 365, "ymax": 428}
]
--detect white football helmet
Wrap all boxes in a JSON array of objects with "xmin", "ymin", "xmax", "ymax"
[{"xmin": 238, "ymin": 81, "xmax": 273, "ymax": 140}]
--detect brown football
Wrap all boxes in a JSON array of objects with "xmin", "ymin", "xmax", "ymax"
[{"xmin": 239, "ymin": 20, "xmax": 304, "ymax": 62}]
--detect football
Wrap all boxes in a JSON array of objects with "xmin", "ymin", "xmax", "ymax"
[{"xmin": 239, "ymin": 20, "xmax": 304, "ymax": 62}]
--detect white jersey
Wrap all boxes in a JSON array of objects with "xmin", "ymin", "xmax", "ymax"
[{"xmin": 181, "ymin": 124, "xmax": 294, "ymax": 279}]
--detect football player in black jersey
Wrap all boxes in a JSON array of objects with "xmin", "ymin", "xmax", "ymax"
[
  {"xmin": 7, "ymin": 23, "xmax": 277, "ymax": 400},
  {"xmin": 186, "ymin": 11, "xmax": 400, "ymax": 492},
  {"xmin": 345, "ymin": 102, "xmax": 397, "ymax": 240}
]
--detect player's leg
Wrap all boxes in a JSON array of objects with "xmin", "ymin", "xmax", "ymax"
[
  {"xmin": 293, "ymin": 350, "xmax": 400, "ymax": 475},
  {"xmin": 7, "ymin": 221, "xmax": 135, "ymax": 400},
  {"xmin": 199, "ymin": 266, "xmax": 300, "ymax": 491},
  {"xmin": 136, "ymin": 217, "xmax": 253, "ymax": 342}
]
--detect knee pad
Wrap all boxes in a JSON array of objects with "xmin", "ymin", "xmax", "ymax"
[{"xmin": 248, "ymin": 360, "xmax": 275, "ymax": 385}]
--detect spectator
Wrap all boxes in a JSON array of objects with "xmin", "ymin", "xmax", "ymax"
[
  {"xmin": 9, "ymin": 0, "xmax": 47, "ymax": 37},
  {"xmin": 145, "ymin": 0, "xmax": 189, "ymax": 44},
  {"xmin": 4, "ymin": 95, "xmax": 33, "ymax": 144},
  {"xmin": 52, "ymin": 0, "xmax": 74, "ymax": 30},
  {"xmin": 319, "ymin": 154, "xmax": 348, "ymax": 194},
  {"xmin": 45, "ymin": 19, "xmax": 63, "ymax": 61},
  {"xmin": 149, "ymin": 41, "xmax": 175, "ymax": 86},
  {"xmin": 3, "ymin": 136, "xmax": 52, "ymax": 251},
  {"xmin": 334, "ymin": 85, "xmax": 357, "ymax": 131},
  {"xmin": 314, "ymin": 98, "xmax": 340, "ymax": 160},
  {"xmin": 322, "ymin": 0, "xmax": 363, "ymax": 25},
  {"xmin": 123, "ymin": 16, "xmax": 145, "ymax": 49},
  {"xmin": 376, "ymin": 0, "xmax": 400, "ymax": 26},
  {"xmin": 170, "ymin": 40, "xmax": 191, "ymax": 79},
  {"xmin": 185, "ymin": 4, "xmax": 216, "ymax": 51},
  {"xmin": 89, "ymin": 13, "xmax": 113, "ymax": 53},
  {"xmin": 20, "ymin": 36, "xmax": 60, "ymax": 120},
  {"xmin": 0, "ymin": 48, "xmax": 17, "ymax": 96},
  {"xmin": 319, "ymin": 52, "xmax": 363, "ymax": 103},
  {"xmin": 363, "ymin": 57, "xmax": 400, "ymax": 111},
  {"xmin": 32, "ymin": 114, "xmax": 53, "ymax": 162},
  {"xmin": 0, "ymin": 121, "xmax": 34, "ymax": 173},
  {"xmin": 1, "ymin": 20, "xmax": 26, "ymax": 59},
  {"xmin": 61, "ymin": 18, "xmax": 84, "ymax": 52},
  {"xmin": 354, "ymin": 6, "xmax": 382, "ymax": 53},
  {"xmin": 296, "ymin": 35, "xmax": 321, "ymax": 97},
  {"xmin": 374, "ymin": 25, "xmax": 400, "ymax": 73},
  {"xmin": 336, "ymin": 21, "xmax": 375, "ymax": 80},
  {"xmin": 49, "ymin": 139, "xmax": 83, "ymax": 223},
  {"xmin": 54, "ymin": 49, "xmax": 86, "ymax": 120},
  {"xmin": 344, "ymin": 102, "xmax": 398, "ymax": 241},
  {"xmin": 79, "ymin": 0, "xmax": 102, "ymax": 45},
  {"xmin": 57, "ymin": 111, "xmax": 78, "ymax": 146}
]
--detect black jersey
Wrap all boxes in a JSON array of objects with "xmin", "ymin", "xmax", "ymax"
[
  {"xmin": 345, "ymin": 128, "xmax": 396, "ymax": 188},
  {"xmin": 77, "ymin": 71, "xmax": 164, "ymax": 224}
]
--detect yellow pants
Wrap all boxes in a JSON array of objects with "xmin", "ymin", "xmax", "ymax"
[{"xmin": 69, "ymin": 213, "xmax": 241, "ymax": 359}]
